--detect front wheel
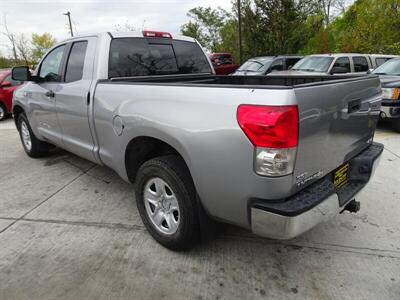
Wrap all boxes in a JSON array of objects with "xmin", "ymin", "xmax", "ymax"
[
  {"xmin": 17, "ymin": 113, "xmax": 54, "ymax": 158},
  {"xmin": 135, "ymin": 155, "xmax": 200, "ymax": 250}
]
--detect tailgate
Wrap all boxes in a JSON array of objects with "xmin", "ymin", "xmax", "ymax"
[{"xmin": 293, "ymin": 76, "xmax": 381, "ymax": 188}]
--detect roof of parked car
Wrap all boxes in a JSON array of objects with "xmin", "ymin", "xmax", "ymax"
[
  {"xmin": 61, "ymin": 31, "xmax": 196, "ymax": 44},
  {"xmin": 248, "ymin": 55, "xmax": 303, "ymax": 60},
  {"xmin": 307, "ymin": 53, "xmax": 383, "ymax": 58},
  {"xmin": 369, "ymin": 54, "xmax": 400, "ymax": 58}
]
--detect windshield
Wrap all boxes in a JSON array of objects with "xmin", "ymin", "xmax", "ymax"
[
  {"xmin": 292, "ymin": 56, "xmax": 334, "ymax": 72},
  {"xmin": 372, "ymin": 59, "xmax": 400, "ymax": 76},
  {"xmin": 238, "ymin": 58, "xmax": 273, "ymax": 72}
]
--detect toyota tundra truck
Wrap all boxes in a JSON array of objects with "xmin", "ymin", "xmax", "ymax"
[{"xmin": 12, "ymin": 31, "xmax": 383, "ymax": 250}]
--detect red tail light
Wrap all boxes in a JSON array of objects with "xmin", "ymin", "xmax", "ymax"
[
  {"xmin": 237, "ymin": 105, "xmax": 299, "ymax": 148},
  {"xmin": 143, "ymin": 31, "xmax": 172, "ymax": 38}
]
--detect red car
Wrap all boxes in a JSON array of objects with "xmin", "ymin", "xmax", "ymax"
[
  {"xmin": 0, "ymin": 69, "xmax": 22, "ymax": 121},
  {"xmin": 208, "ymin": 53, "xmax": 239, "ymax": 75}
]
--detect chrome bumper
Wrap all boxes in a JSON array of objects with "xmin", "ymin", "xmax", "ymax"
[
  {"xmin": 380, "ymin": 106, "xmax": 400, "ymax": 119},
  {"xmin": 251, "ymin": 148, "xmax": 382, "ymax": 240}
]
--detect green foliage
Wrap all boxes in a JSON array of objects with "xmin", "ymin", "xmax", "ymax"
[
  {"xmin": 0, "ymin": 32, "xmax": 56, "ymax": 68},
  {"xmin": 182, "ymin": 7, "xmax": 227, "ymax": 51},
  {"xmin": 31, "ymin": 33, "xmax": 57, "ymax": 64},
  {"xmin": 181, "ymin": 0, "xmax": 400, "ymax": 62}
]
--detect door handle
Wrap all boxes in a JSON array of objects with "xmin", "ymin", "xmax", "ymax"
[
  {"xmin": 347, "ymin": 99, "xmax": 361, "ymax": 114},
  {"xmin": 45, "ymin": 90, "xmax": 55, "ymax": 98}
]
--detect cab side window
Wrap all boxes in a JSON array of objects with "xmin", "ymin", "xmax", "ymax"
[
  {"xmin": 39, "ymin": 45, "xmax": 66, "ymax": 82},
  {"xmin": 353, "ymin": 56, "xmax": 369, "ymax": 72},
  {"xmin": 333, "ymin": 57, "xmax": 350, "ymax": 73},
  {"xmin": 65, "ymin": 41, "xmax": 88, "ymax": 83},
  {"xmin": 286, "ymin": 58, "xmax": 301, "ymax": 70},
  {"xmin": 270, "ymin": 59, "xmax": 283, "ymax": 72},
  {"xmin": 375, "ymin": 57, "xmax": 390, "ymax": 67}
]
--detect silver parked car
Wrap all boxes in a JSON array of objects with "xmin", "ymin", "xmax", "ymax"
[
  {"xmin": 276, "ymin": 53, "xmax": 398, "ymax": 75},
  {"xmin": 233, "ymin": 56, "xmax": 302, "ymax": 76},
  {"xmin": 372, "ymin": 58, "xmax": 400, "ymax": 132}
]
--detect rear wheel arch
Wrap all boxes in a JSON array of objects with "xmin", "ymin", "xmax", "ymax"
[
  {"xmin": 13, "ymin": 105, "xmax": 25, "ymax": 125},
  {"xmin": 124, "ymin": 136, "xmax": 192, "ymax": 184}
]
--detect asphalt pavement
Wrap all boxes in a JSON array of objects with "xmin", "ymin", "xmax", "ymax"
[{"xmin": 0, "ymin": 118, "xmax": 399, "ymax": 300}]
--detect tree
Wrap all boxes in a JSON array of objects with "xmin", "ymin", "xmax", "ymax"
[
  {"xmin": 1, "ymin": 14, "xmax": 18, "ymax": 61},
  {"xmin": 31, "ymin": 33, "xmax": 56, "ymax": 64},
  {"xmin": 181, "ymin": 21, "xmax": 206, "ymax": 46},
  {"xmin": 319, "ymin": 0, "xmax": 348, "ymax": 26},
  {"xmin": 183, "ymin": 7, "xmax": 227, "ymax": 51},
  {"xmin": 16, "ymin": 34, "xmax": 31, "ymax": 66},
  {"xmin": 329, "ymin": 0, "xmax": 400, "ymax": 54}
]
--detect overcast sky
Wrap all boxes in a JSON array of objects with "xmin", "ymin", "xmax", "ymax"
[{"xmin": 0, "ymin": 0, "xmax": 233, "ymax": 55}]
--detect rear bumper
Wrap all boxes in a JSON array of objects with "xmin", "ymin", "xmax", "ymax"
[{"xmin": 250, "ymin": 142, "xmax": 383, "ymax": 240}]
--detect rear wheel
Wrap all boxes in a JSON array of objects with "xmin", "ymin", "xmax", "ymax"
[
  {"xmin": 17, "ymin": 113, "xmax": 54, "ymax": 158},
  {"xmin": 0, "ymin": 103, "xmax": 6, "ymax": 121},
  {"xmin": 135, "ymin": 155, "xmax": 200, "ymax": 250},
  {"xmin": 393, "ymin": 118, "xmax": 400, "ymax": 133}
]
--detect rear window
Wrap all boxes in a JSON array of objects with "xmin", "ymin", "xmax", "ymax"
[{"xmin": 109, "ymin": 38, "xmax": 212, "ymax": 78}]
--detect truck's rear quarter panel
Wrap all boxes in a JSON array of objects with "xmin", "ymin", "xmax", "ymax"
[{"xmin": 93, "ymin": 76, "xmax": 381, "ymax": 229}]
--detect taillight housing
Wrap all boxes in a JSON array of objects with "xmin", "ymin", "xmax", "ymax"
[
  {"xmin": 143, "ymin": 31, "xmax": 172, "ymax": 38},
  {"xmin": 237, "ymin": 105, "xmax": 299, "ymax": 177}
]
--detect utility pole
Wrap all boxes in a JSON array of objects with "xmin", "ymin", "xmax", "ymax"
[
  {"xmin": 237, "ymin": 0, "xmax": 243, "ymax": 64},
  {"xmin": 63, "ymin": 11, "xmax": 74, "ymax": 37}
]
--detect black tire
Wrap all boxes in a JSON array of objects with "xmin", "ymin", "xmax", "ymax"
[
  {"xmin": 17, "ymin": 113, "xmax": 54, "ymax": 158},
  {"xmin": 0, "ymin": 103, "xmax": 7, "ymax": 121},
  {"xmin": 135, "ymin": 155, "xmax": 200, "ymax": 250},
  {"xmin": 393, "ymin": 119, "xmax": 400, "ymax": 133}
]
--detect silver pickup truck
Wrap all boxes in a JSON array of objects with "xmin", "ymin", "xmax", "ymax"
[{"xmin": 12, "ymin": 31, "xmax": 383, "ymax": 250}]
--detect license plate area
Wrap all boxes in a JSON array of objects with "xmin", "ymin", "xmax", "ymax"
[{"xmin": 334, "ymin": 163, "xmax": 349, "ymax": 189}]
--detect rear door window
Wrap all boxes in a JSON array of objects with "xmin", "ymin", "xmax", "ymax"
[
  {"xmin": 65, "ymin": 41, "xmax": 88, "ymax": 83},
  {"xmin": 353, "ymin": 56, "xmax": 369, "ymax": 72},
  {"xmin": 109, "ymin": 38, "xmax": 212, "ymax": 78},
  {"xmin": 333, "ymin": 57, "xmax": 351, "ymax": 73},
  {"xmin": 286, "ymin": 58, "xmax": 301, "ymax": 70}
]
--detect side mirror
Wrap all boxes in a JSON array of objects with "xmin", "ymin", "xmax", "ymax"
[
  {"xmin": 330, "ymin": 66, "xmax": 348, "ymax": 74},
  {"xmin": 0, "ymin": 81, "xmax": 12, "ymax": 88},
  {"xmin": 12, "ymin": 66, "xmax": 32, "ymax": 82}
]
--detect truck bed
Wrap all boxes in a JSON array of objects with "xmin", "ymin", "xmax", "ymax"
[{"xmin": 104, "ymin": 73, "xmax": 370, "ymax": 88}]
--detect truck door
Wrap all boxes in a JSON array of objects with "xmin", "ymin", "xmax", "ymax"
[
  {"xmin": 55, "ymin": 37, "xmax": 97, "ymax": 163},
  {"xmin": 28, "ymin": 44, "xmax": 67, "ymax": 146}
]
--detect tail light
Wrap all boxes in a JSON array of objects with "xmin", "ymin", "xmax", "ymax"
[
  {"xmin": 237, "ymin": 105, "xmax": 299, "ymax": 177},
  {"xmin": 143, "ymin": 31, "xmax": 172, "ymax": 38}
]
